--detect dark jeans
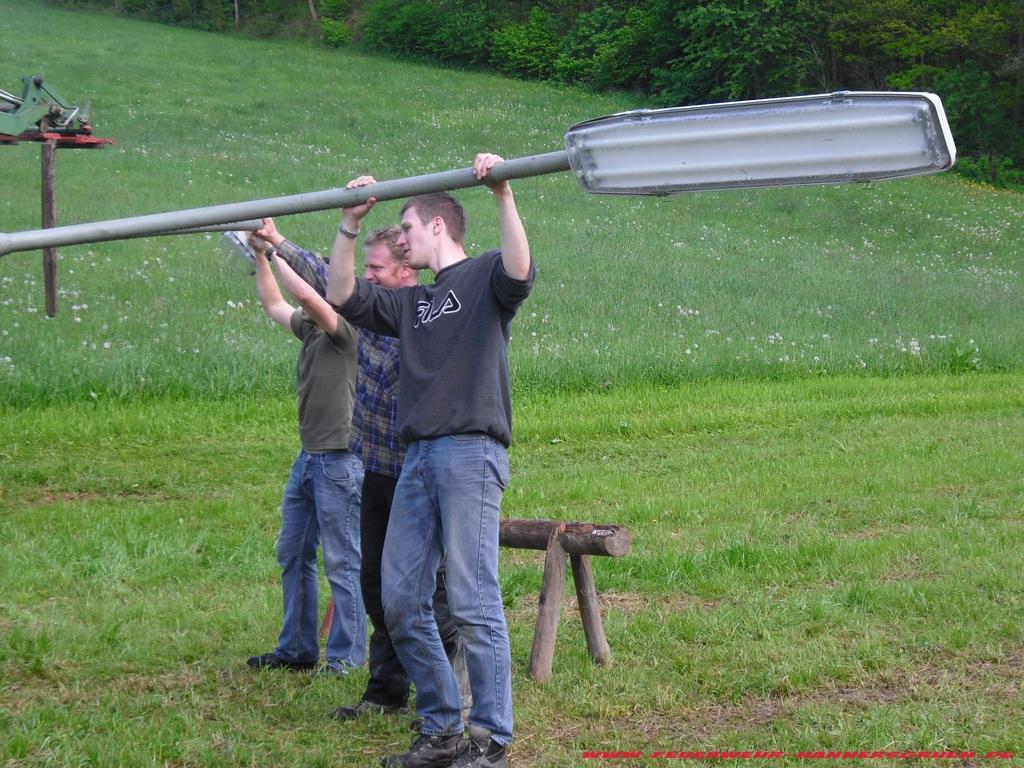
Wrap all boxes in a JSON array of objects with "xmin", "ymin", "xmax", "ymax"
[{"xmin": 361, "ymin": 470, "xmax": 459, "ymax": 707}]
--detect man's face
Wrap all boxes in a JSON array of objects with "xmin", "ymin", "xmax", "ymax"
[
  {"xmin": 362, "ymin": 243, "xmax": 408, "ymax": 289},
  {"xmin": 396, "ymin": 206, "xmax": 434, "ymax": 269}
]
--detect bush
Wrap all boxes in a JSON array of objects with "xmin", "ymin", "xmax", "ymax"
[
  {"xmin": 429, "ymin": 0, "xmax": 499, "ymax": 65},
  {"xmin": 320, "ymin": 16, "xmax": 352, "ymax": 46},
  {"xmin": 200, "ymin": 0, "xmax": 230, "ymax": 30},
  {"xmin": 934, "ymin": 62, "xmax": 1017, "ymax": 159},
  {"xmin": 491, "ymin": 7, "xmax": 561, "ymax": 80},
  {"xmin": 361, "ymin": 0, "xmax": 437, "ymax": 57},
  {"xmin": 650, "ymin": 0, "xmax": 828, "ymax": 106},
  {"xmin": 954, "ymin": 155, "xmax": 1024, "ymax": 188},
  {"xmin": 554, "ymin": 5, "xmax": 656, "ymax": 91},
  {"xmin": 318, "ymin": 0, "xmax": 355, "ymax": 18},
  {"xmin": 40, "ymin": 0, "xmax": 1024, "ymax": 187}
]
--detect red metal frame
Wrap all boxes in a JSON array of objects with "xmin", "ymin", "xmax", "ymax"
[{"xmin": 0, "ymin": 131, "xmax": 114, "ymax": 148}]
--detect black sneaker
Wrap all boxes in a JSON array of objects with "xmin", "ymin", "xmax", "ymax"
[
  {"xmin": 332, "ymin": 699, "xmax": 409, "ymax": 721},
  {"xmin": 452, "ymin": 729, "xmax": 508, "ymax": 768},
  {"xmin": 380, "ymin": 733, "xmax": 461, "ymax": 768},
  {"xmin": 245, "ymin": 652, "xmax": 316, "ymax": 672},
  {"xmin": 317, "ymin": 660, "xmax": 354, "ymax": 678}
]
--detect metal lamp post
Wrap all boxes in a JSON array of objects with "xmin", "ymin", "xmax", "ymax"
[{"xmin": 0, "ymin": 92, "xmax": 955, "ymax": 259}]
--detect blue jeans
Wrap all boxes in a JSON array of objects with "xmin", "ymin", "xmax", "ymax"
[
  {"xmin": 382, "ymin": 435, "xmax": 512, "ymax": 744},
  {"xmin": 274, "ymin": 449, "xmax": 366, "ymax": 667}
]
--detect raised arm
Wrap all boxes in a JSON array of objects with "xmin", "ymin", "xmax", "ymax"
[
  {"xmin": 273, "ymin": 253, "xmax": 340, "ymax": 335},
  {"xmin": 250, "ymin": 232, "xmax": 295, "ymax": 329},
  {"xmin": 326, "ymin": 175, "xmax": 378, "ymax": 308},
  {"xmin": 473, "ymin": 152, "xmax": 531, "ymax": 281}
]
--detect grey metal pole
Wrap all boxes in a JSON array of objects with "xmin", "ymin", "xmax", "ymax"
[
  {"xmin": 145, "ymin": 220, "xmax": 264, "ymax": 237},
  {"xmin": 0, "ymin": 151, "xmax": 571, "ymax": 258}
]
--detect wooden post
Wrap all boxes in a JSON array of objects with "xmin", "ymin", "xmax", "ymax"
[
  {"xmin": 41, "ymin": 139, "xmax": 58, "ymax": 317},
  {"xmin": 527, "ymin": 522, "xmax": 567, "ymax": 682},
  {"xmin": 571, "ymin": 554, "xmax": 611, "ymax": 666}
]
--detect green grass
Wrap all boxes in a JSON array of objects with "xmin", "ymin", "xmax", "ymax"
[
  {"xmin": 1, "ymin": 0, "xmax": 1022, "ymax": 405},
  {"xmin": 2, "ymin": 2, "xmax": 1023, "ymax": 766},
  {"xmin": 2, "ymin": 374, "xmax": 1022, "ymax": 765}
]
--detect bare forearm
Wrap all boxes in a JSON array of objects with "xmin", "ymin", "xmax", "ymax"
[
  {"xmin": 276, "ymin": 260, "xmax": 318, "ymax": 306},
  {"xmin": 326, "ymin": 225, "xmax": 357, "ymax": 307},
  {"xmin": 327, "ymin": 175, "xmax": 378, "ymax": 305},
  {"xmin": 276, "ymin": 257, "xmax": 339, "ymax": 334},
  {"xmin": 494, "ymin": 185, "xmax": 531, "ymax": 280},
  {"xmin": 255, "ymin": 256, "xmax": 283, "ymax": 312}
]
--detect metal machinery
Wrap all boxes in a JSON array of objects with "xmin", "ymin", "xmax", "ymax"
[
  {"xmin": 2, "ymin": 75, "xmax": 263, "ymax": 315},
  {"xmin": 2, "ymin": 76, "xmax": 114, "ymax": 315},
  {"xmin": 0, "ymin": 75, "xmax": 112, "ymax": 148}
]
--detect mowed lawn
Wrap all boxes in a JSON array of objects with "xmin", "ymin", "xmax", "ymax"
[
  {"xmin": 2, "ymin": 374, "xmax": 1022, "ymax": 766},
  {"xmin": 1, "ymin": 1, "xmax": 1023, "ymax": 766}
]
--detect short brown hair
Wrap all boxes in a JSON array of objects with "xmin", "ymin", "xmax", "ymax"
[
  {"xmin": 400, "ymin": 192, "xmax": 466, "ymax": 244},
  {"xmin": 362, "ymin": 225, "xmax": 404, "ymax": 262}
]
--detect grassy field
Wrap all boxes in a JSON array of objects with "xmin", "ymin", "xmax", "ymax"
[
  {"xmin": 2, "ymin": 375, "xmax": 1022, "ymax": 766},
  {"xmin": 1, "ymin": 1, "xmax": 1023, "ymax": 766},
  {"xmin": 1, "ymin": 0, "xmax": 1022, "ymax": 405}
]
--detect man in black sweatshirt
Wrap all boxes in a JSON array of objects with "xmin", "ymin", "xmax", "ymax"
[{"xmin": 326, "ymin": 153, "xmax": 533, "ymax": 768}]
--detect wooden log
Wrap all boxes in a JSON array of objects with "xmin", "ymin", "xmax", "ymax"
[
  {"xmin": 41, "ymin": 139, "xmax": 58, "ymax": 317},
  {"xmin": 527, "ymin": 523, "xmax": 567, "ymax": 682},
  {"xmin": 320, "ymin": 599, "xmax": 334, "ymax": 639},
  {"xmin": 500, "ymin": 519, "xmax": 630, "ymax": 558},
  {"xmin": 571, "ymin": 554, "xmax": 611, "ymax": 666}
]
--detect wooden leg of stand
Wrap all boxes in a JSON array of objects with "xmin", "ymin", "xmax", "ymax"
[
  {"xmin": 571, "ymin": 554, "xmax": 611, "ymax": 666},
  {"xmin": 527, "ymin": 524, "xmax": 567, "ymax": 682}
]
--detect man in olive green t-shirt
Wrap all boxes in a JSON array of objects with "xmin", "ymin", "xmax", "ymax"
[{"xmin": 244, "ymin": 223, "xmax": 366, "ymax": 676}]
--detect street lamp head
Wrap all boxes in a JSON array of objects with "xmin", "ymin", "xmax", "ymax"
[{"xmin": 564, "ymin": 91, "xmax": 956, "ymax": 196}]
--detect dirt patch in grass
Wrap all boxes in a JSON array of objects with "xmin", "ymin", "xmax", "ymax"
[
  {"xmin": 106, "ymin": 665, "xmax": 208, "ymax": 696},
  {"xmin": 844, "ymin": 522, "xmax": 915, "ymax": 540},
  {"xmin": 17, "ymin": 488, "xmax": 189, "ymax": 507},
  {"xmin": 932, "ymin": 484, "xmax": 978, "ymax": 497},
  {"xmin": 2, "ymin": 663, "xmax": 210, "ymax": 715},
  {"xmin": 568, "ymin": 591, "xmax": 720, "ymax": 617},
  {"xmin": 573, "ymin": 647, "xmax": 1022, "ymax": 744},
  {"xmin": 647, "ymin": 695, "xmax": 789, "ymax": 740},
  {"xmin": 879, "ymin": 553, "xmax": 940, "ymax": 584},
  {"xmin": 508, "ymin": 590, "xmax": 719, "ymax": 624}
]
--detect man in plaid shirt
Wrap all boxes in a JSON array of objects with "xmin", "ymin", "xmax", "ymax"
[{"xmin": 340, "ymin": 226, "xmax": 464, "ymax": 721}]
